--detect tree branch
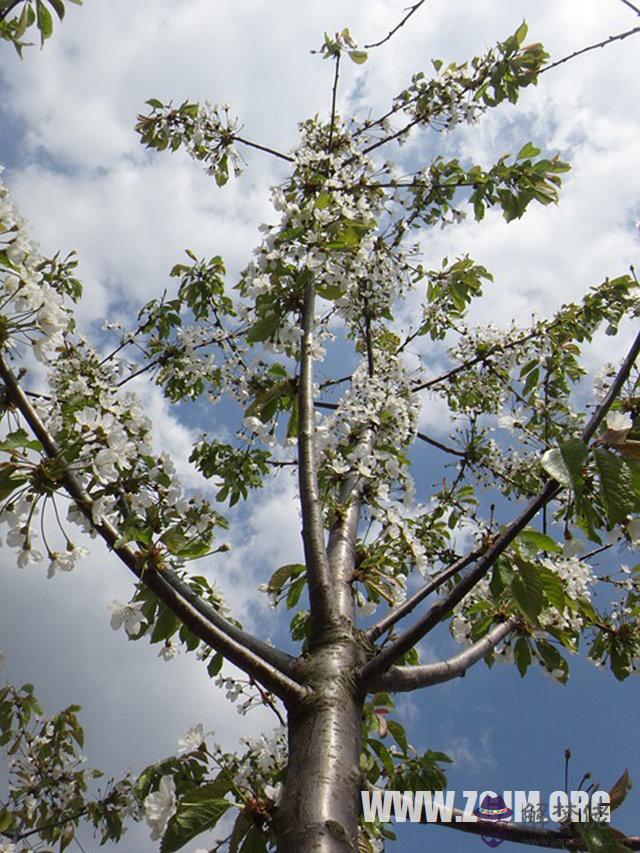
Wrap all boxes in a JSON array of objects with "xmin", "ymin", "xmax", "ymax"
[
  {"xmin": 434, "ymin": 810, "xmax": 640, "ymax": 850},
  {"xmin": 297, "ymin": 278, "xmax": 337, "ymax": 637},
  {"xmin": 366, "ymin": 548, "xmax": 483, "ymax": 642},
  {"xmin": 370, "ymin": 617, "xmax": 518, "ymax": 692},
  {"xmin": 416, "ymin": 430, "xmax": 466, "ymax": 457},
  {"xmin": 0, "ymin": 356, "xmax": 306, "ymax": 705},
  {"xmin": 364, "ymin": 0, "xmax": 430, "ymax": 49},
  {"xmin": 411, "ymin": 323, "xmax": 552, "ymax": 394},
  {"xmin": 619, "ymin": 0, "xmax": 640, "ymax": 15},
  {"xmin": 539, "ymin": 25, "xmax": 640, "ymax": 74},
  {"xmin": 326, "ymin": 445, "xmax": 366, "ymax": 622},
  {"xmin": 231, "ymin": 134, "xmax": 294, "ymax": 163},
  {"xmin": 359, "ymin": 326, "xmax": 640, "ymax": 688}
]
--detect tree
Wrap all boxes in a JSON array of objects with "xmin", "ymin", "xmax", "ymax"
[{"xmin": 1, "ymin": 2, "xmax": 640, "ymax": 851}]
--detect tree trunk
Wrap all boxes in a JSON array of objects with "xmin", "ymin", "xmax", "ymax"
[{"xmin": 275, "ymin": 638, "xmax": 365, "ymax": 852}]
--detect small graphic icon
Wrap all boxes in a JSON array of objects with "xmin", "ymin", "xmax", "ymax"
[{"xmin": 474, "ymin": 794, "xmax": 513, "ymax": 848}]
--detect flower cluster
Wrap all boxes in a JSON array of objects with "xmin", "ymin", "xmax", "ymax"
[
  {"xmin": 137, "ymin": 100, "xmax": 243, "ymax": 187},
  {"xmin": 231, "ymin": 727, "xmax": 287, "ymax": 799},
  {"xmin": 318, "ymin": 357, "xmax": 418, "ymax": 492},
  {"xmin": 0, "ymin": 170, "xmax": 72, "ymax": 361}
]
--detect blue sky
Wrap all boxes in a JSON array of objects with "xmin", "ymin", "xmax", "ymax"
[{"xmin": 1, "ymin": 2, "xmax": 640, "ymax": 851}]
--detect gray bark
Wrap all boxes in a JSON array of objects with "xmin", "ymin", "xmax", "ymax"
[{"xmin": 276, "ymin": 639, "xmax": 366, "ymax": 853}]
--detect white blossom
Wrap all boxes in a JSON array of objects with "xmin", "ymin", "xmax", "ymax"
[
  {"xmin": 158, "ymin": 640, "xmax": 179, "ymax": 661},
  {"xmin": 144, "ymin": 775, "xmax": 177, "ymax": 841},
  {"xmin": 606, "ymin": 411, "xmax": 633, "ymax": 432},
  {"xmin": 109, "ymin": 600, "xmax": 145, "ymax": 637},
  {"xmin": 177, "ymin": 724, "xmax": 205, "ymax": 755}
]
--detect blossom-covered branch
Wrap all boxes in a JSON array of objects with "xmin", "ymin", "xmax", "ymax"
[
  {"xmin": 0, "ymin": 357, "xmax": 305, "ymax": 704},
  {"xmin": 359, "ymin": 326, "xmax": 640, "ymax": 688}
]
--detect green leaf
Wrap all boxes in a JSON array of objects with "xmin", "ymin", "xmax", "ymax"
[
  {"xmin": 0, "ymin": 467, "xmax": 28, "ymax": 500},
  {"xmin": 146, "ymin": 98, "xmax": 164, "ymax": 109},
  {"xmin": 511, "ymin": 560, "xmax": 543, "ymax": 623},
  {"xmin": 36, "ymin": 0, "xmax": 54, "ymax": 42},
  {"xmin": 367, "ymin": 738, "xmax": 395, "ymax": 777},
  {"xmin": 150, "ymin": 606, "xmax": 180, "ymax": 644},
  {"xmin": 538, "ymin": 567, "xmax": 567, "ymax": 612},
  {"xmin": 490, "ymin": 559, "xmax": 513, "ymax": 600},
  {"xmin": 314, "ymin": 191, "xmax": 333, "ymax": 210},
  {"xmin": 516, "ymin": 141, "xmax": 540, "ymax": 161},
  {"xmin": 47, "ymin": 0, "xmax": 66, "ymax": 21},
  {"xmin": 246, "ymin": 313, "xmax": 280, "ymax": 344},
  {"xmin": 239, "ymin": 825, "xmax": 268, "ymax": 853},
  {"xmin": 15, "ymin": 2, "xmax": 31, "ymax": 37},
  {"xmin": 595, "ymin": 448, "xmax": 635, "ymax": 526},
  {"xmin": 316, "ymin": 283, "xmax": 345, "ymax": 301},
  {"xmin": 517, "ymin": 529, "xmax": 561, "ymax": 555},
  {"xmin": 161, "ymin": 527, "xmax": 212, "ymax": 559},
  {"xmin": 514, "ymin": 21, "xmax": 528, "ymax": 45},
  {"xmin": 161, "ymin": 792, "xmax": 231, "ymax": 853},
  {"xmin": 266, "ymin": 563, "xmax": 306, "ymax": 596},
  {"xmin": 286, "ymin": 575, "xmax": 306, "ymax": 609},
  {"xmin": 386, "ymin": 720, "xmax": 409, "ymax": 754},
  {"xmin": 541, "ymin": 439, "xmax": 588, "ymax": 495},
  {"xmin": 207, "ymin": 652, "xmax": 224, "ymax": 678},
  {"xmin": 560, "ymin": 438, "xmax": 589, "ymax": 498},
  {"xmin": 535, "ymin": 639, "xmax": 569, "ymax": 683},
  {"xmin": 348, "ymin": 49, "xmax": 368, "ymax": 64},
  {"xmin": 514, "ymin": 637, "xmax": 531, "ymax": 677},
  {"xmin": 0, "ymin": 428, "xmax": 43, "ymax": 452},
  {"xmin": 230, "ymin": 813, "xmax": 252, "ymax": 852},
  {"xmin": 576, "ymin": 821, "xmax": 633, "ymax": 853}
]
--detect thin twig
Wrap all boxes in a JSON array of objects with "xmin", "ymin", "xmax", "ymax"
[
  {"xmin": 232, "ymin": 135, "xmax": 294, "ymax": 163},
  {"xmin": 364, "ymin": 0, "xmax": 430, "ymax": 49},
  {"xmin": 540, "ymin": 25, "xmax": 640, "ymax": 74},
  {"xmin": 580, "ymin": 542, "xmax": 614, "ymax": 561},
  {"xmin": 328, "ymin": 52, "xmax": 341, "ymax": 152},
  {"xmin": 416, "ymin": 430, "xmax": 466, "ymax": 458},
  {"xmin": 319, "ymin": 373, "xmax": 352, "ymax": 390}
]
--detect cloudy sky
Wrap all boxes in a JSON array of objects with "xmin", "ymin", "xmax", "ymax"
[{"xmin": 1, "ymin": 1, "xmax": 640, "ymax": 851}]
